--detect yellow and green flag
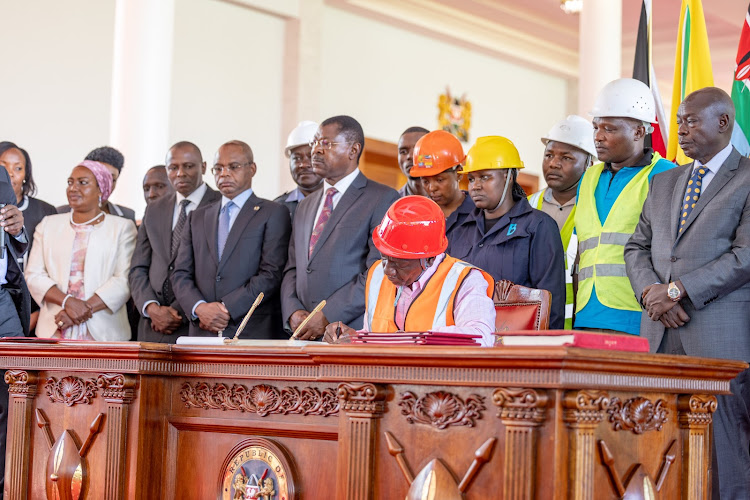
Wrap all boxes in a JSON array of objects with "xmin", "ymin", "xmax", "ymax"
[{"xmin": 668, "ymin": 0, "xmax": 714, "ymax": 164}]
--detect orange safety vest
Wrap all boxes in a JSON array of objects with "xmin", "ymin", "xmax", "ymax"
[{"xmin": 364, "ymin": 255, "xmax": 494, "ymax": 332}]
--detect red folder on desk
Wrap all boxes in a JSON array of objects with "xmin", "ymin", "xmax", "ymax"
[
  {"xmin": 494, "ymin": 330, "xmax": 649, "ymax": 352},
  {"xmin": 351, "ymin": 332, "xmax": 482, "ymax": 346}
]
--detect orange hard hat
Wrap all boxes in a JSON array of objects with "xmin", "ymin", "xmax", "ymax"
[
  {"xmin": 372, "ymin": 196, "xmax": 448, "ymax": 259},
  {"xmin": 410, "ymin": 130, "xmax": 465, "ymax": 177}
]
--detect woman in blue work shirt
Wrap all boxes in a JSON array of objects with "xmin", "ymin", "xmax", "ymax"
[{"xmin": 449, "ymin": 136, "xmax": 566, "ymax": 329}]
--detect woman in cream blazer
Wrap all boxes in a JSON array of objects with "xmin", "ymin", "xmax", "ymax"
[{"xmin": 25, "ymin": 161, "xmax": 136, "ymax": 340}]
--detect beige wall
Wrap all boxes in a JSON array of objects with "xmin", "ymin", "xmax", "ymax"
[
  {"xmin": 1, "ymin": 0, "xmax": 569, "ymax": 216},
  {"xmin": 0, "ymin": 0, "xmax": 115, "ymax": 209}
]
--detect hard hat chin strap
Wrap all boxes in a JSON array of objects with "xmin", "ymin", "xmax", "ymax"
[
  {"xmin": 491, "ymin": 169, "xmax": 514, "ymax": 212},
  {"xmin": 394, "ymin": 258, "xmax": 432, "ymax": 307}
]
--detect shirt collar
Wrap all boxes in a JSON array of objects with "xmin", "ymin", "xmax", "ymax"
[
  {"xmin": 221, "ymin": 187, "xmax": 253, "ymax": 210},
  {"xmin": 176, "ymin": 182, "xmax": 207, "ymax": 206},
  {"xmin": 542, "ymin": 187, "xmax": 576, "ymax": 207},
  {"xmin": 694, "ymin": 143, "xmax": 733, "ymax": 175},
  {"xmin": 284, "ymin": 187, "xmax": 307, "ymax": 202},
  {"xmin": 406, "ymin": 253, "xmax": 446, "ymax": 293},
  {"xmin": 322, "ymin": 168, "xmax": 360, "ymax": 196}
]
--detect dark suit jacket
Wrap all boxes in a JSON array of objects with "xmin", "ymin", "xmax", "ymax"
[
  {"xmin": 625, "ymin": 148, "xmax": 750, "ymax": 360},
  {"xmin": 280, "ymin": 171, "xmax": 400, "ymax": 330},
  {"xmin": 57, "ymin": 201, "xmax": 136, "ymax": 224},
  {"xmin": 0, "ymin": 169, "xmax": 28, "ymax": 336},
  {"xmin": 129, "ymin": 186, "xmax": 220, "ymax": 342},
  {"xmin": 172, "ymin": 191, "xmax": 291, "ymax": 338}
]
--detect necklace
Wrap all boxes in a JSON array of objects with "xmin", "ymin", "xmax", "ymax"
[{"xmin": 69, "ymin": 211, "xmax": 104, "ymax": 226}]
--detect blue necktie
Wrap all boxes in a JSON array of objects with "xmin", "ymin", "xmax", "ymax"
[
  {"xmin": 218, "ymin": 201, "xmax": 235, "ymax": 259},
  {"xmin": 679, "ymin": 167, "xmax": 708, "ymax": 233}
]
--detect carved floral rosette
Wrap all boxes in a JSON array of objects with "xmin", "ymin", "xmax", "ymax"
[
  {"xmin": 493, "ymin": 388, "xmax": 548, "ymax": 424},
  {"xmin": 606, "ymin": 397, "xmax": 668, "ymax": 434},
  {"xmin": 181, "ymin": 382, "xmax": 340, "ymax": 417},
  {"xmin": 5, "ymin": 370, "xmax": 38, "ymax": 396},
  {"xmin": 399, "ymin": 390, "xmax": 484, "ymax": 430},
  {"xmin": 45, "ymin": 376, "xmax": 97, "ymax": 406}
]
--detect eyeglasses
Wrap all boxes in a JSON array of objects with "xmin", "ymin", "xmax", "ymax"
[
  {"xmin": 211, "ymin": 162, "xmax": 251, "ymax": 175},
  {"xmin": 309, "ymin": 139, "xmax": 353, "ymax": 150}
]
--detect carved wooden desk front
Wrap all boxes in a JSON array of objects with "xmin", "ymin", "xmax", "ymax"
[{"xmin": 0, "ymin": 341, "xmax": 745, "ymax": 499}]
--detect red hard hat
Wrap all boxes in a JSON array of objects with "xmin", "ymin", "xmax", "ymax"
[
  {"xmin": 410, "ymin": 130, "xmax": 465, "ymax": 177},
  {"xmin": 372, "ymin": 196, "xmax": 448, "ymax": 259}
]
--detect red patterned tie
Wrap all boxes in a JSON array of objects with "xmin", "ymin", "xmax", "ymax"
[{"xmin": 309, "ymin": 187, "xmax": 337, "ymax": 257}]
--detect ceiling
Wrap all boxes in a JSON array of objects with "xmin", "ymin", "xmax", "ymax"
[{"xmin": 328, "ymin": 0, "xmax": 746, "ymax": 110}]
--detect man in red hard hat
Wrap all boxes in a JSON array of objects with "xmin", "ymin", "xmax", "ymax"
[
  {"xmin": 410, "ymin": 130, "xmax": 475, "ymax": 244},
  {"xmin": 323, "ymin": 196, "xmax": 496, "ymax": 346}
]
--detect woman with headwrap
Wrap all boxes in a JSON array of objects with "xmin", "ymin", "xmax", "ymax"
[
  {"xmin": 25, "ymin": 161, "xmax": 136, "ymax": 340},
  {"xmin": 448, "ymin": 137, "xmax": 567, "ymax": 329}
]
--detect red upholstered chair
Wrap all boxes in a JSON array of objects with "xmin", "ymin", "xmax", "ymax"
[{"xmin": 492, "ymin": 280, "xmax": 551, "ymax": 332}]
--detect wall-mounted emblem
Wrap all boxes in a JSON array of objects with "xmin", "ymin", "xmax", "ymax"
[
  {"xmin": 219, "ymin": 438, "xmax": 296, "ymax": 500},
  {"xmin": 438, "ymin": 87, "xmax": 472, "ymax": 143}
]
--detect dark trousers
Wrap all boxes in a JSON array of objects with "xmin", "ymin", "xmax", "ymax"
[
  {"xmin": 659, "ymin": 329, "xmax": 750, "ymax": 499},
  {"xmin": 0, "ymin": 288, "xmax": 23, "ymax": 500}
]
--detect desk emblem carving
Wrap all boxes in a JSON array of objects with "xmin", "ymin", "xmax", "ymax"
[
  {"xmin": 399, "ymin": 391, "xmax": 484, "ymax": 429},
  {"xmin": 181, "ymin": 382, "xmax": 339, "ymax": 416},
  {"xmin": 36, "ymin": 408, "xmax": 104, "ymax": 500},
  {"xmin": 44, "ymin": 376, "xmax": 97, "ymax": 406},
  {"xmin": 607, "ymin": 397, "xmax": 668, "ymax": 434},
  {"xmin": 599, "ymin": 439, "xmax": 676, "ymax": 499},
  {"xmin": 220, "ymin": 437, "xmax": 296, "ymax": 500},
  {"xmin": 385, "ymin": 431, "xmax": 495, "ymax": 499}
]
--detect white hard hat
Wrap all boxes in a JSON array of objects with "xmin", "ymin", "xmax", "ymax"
[
  {"xmin": 590, "ymin": 78, "xmax": 656, "ymax": 123},
  {"xmin": 541, "ymin": 115, "xmax": 597, "ymax": 157},
  {"xmin": 285, "ymin": 120, "xmax": 319, "ymax": 157}
]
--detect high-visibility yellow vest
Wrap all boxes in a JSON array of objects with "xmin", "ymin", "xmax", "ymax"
[
  {"xmin": 574, "ymin": 153, "xmax": 663, "ymax": 313},
  {"xmin": 364, "ymin": 255, "xmax": 493, "ymax": 332},
  {"xmin": 528, "ymin": 188, "xmax": 576, "ymax": 329}
]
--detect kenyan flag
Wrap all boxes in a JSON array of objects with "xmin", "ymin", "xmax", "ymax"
[{"xmin": 733, "ymin": 4, "xmax": 750, "ymax": 156}]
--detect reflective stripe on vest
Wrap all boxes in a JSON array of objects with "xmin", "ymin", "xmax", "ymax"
[
  {"xmin": 574, "ymin": 153, "xmax": 663, "ymax": 313},
  {"xmin": 529, "ymin": 188, "xmax": 577, "ymax": 328},
  {"xmin": 364, "ymin": 256, "xmax": 493, "ymax": 332}
]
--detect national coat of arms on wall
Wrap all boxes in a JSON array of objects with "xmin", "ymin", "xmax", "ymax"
[{"xmin": 438, "ymin": 87, "xmax": 472, "ymax": 142}]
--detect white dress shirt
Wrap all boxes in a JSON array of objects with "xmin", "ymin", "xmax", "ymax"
[
  {"xmin": 172, "ymin": 183, "xmax": 207, "ymax": 229},
  {"xmin": 312, "ymin": 168, "xmax": 360, "ymax": 225}
]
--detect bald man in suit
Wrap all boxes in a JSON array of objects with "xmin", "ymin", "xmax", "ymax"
[
  {"xmin": 625, "ymin": 88, "xmax": 750, "ymax": 497},
  {"xmin": 172, "ymin": 141, "xmax": 291, "ymax": 338},
  {"xmin": 130, "ymin": 142, "xmax": 220, "ymax": 343},
  {"xmin": 281, "ymin": 115, "xmax": 400, "ymax": 339}
]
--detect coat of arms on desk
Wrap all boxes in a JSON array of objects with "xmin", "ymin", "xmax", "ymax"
[{"xmin": 220, "ymin": 438, "xmax": 297, "ymax": 500}]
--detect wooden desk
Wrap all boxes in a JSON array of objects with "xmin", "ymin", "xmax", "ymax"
[{"xmin": 1, "ymin": 341, "xmax": 745, "ymax": 499}]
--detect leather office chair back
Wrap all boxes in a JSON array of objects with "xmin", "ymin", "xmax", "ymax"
[{"xmin": 492, "ymin": 280, "xmax": 551, "ymax": 332}]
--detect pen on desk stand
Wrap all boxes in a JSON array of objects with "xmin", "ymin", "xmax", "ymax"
[
  {"xmin": 226, "ymin": 292, "xmax": 264, "ymax": 343},
  {"xmin": 291, "ymin": 300, "xmax": 326, "ymax": 339}
]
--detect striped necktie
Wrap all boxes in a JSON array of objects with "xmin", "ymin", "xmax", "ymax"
[{"xmin": 309, "ymin": 187, "xmax": 337, "ymax": 257}]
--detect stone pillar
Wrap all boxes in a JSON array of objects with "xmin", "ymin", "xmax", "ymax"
[
  {"xmin": 109, "ymin": 0, "xmax": 175, "ymax": 219},
  {"xmin": 577, "ymin": 0, "xmax": 622, "ymax": 116}
]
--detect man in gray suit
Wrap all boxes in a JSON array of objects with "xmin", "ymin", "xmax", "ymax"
[
  {"xmin": 281, "ymin": 115, "xmax": 400, "ymax": 339},
  {"xmin": 625, "ymin": 87, "xmax": 750, "ymax": 498},
  {"xmin": 172, "ymin": 140, "xmax": 291, "ymax": 339},
  {"xmin": 129, "ymin": 142, "xmax": 220, "ymax": 343}
]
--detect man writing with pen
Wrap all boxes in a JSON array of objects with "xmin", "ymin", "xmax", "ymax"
[{"xmin": 323, "ymin": 196, "xmax": 496, "ymax": 346}]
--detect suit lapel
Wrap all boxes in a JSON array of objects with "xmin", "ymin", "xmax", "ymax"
[
  {"xmin": 218, "ymin": 193, "xmax": 261, "ymax": 271},
  {"xmin": 678, "ymin": 149, "xmax": 741, "ymax": 239},
  {"xmin": 205, "ymin": 201, "xmax": 220, "ymax": 265},
  {"xmin": 309, "ymin": 172, "xmax": 366, "ymax": 261},
  {"xmin": 671, "ymin": 164, "xmax": 693, "ymax": 244}
]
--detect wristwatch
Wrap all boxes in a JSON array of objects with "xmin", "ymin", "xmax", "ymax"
[{"xmin": 667, "ymin": 282, "xmax": 681, "ymax": 302}]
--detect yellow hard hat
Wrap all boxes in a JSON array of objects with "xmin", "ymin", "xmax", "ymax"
[{"xmin": 460, "ymin": 136, "xmax": 524, "ymax": 174}]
